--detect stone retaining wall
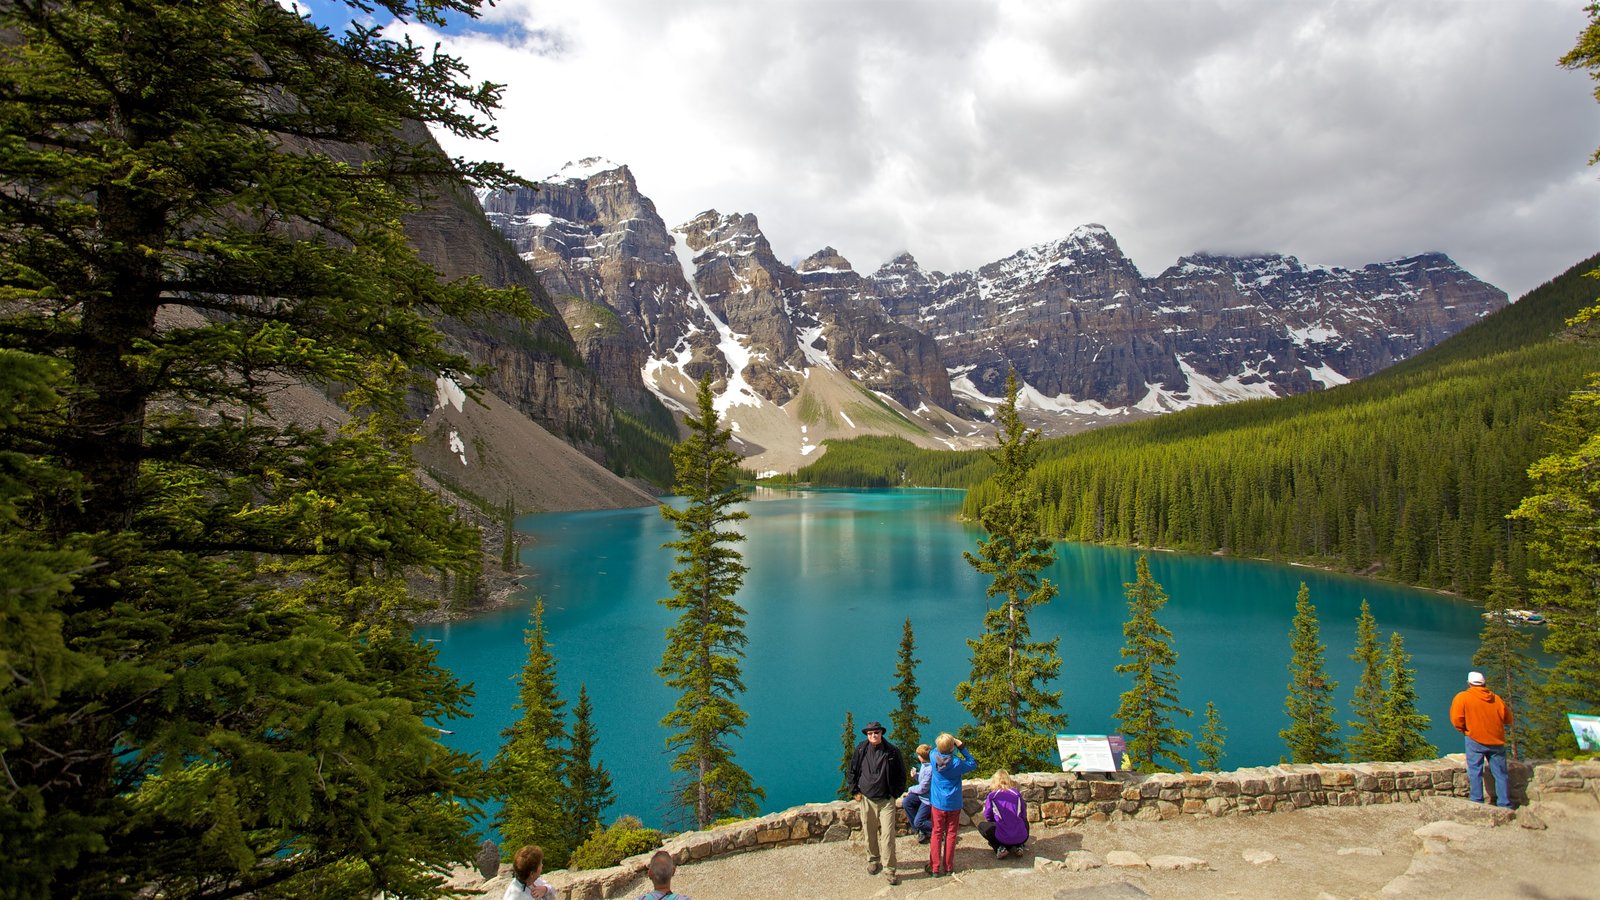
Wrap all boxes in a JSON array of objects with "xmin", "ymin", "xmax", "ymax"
[
  {"xmin": 550, "ymin": 755, "xmax": 1534, "ymax": 900},
  {"xmin": 1526, "ymin": 759, "xmax": 1600, "ymax": 806}
]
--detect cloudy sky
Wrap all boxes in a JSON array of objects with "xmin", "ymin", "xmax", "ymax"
[{"xmin": 360, "ymin": 0, "xmax": 1595, "ymax": 300}]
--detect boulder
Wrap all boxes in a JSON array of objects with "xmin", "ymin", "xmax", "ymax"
[
  {"xmin": 1416, "ymin": 795, "xmax": 1515, "ymax": 826},
  {"xmin": 474, "ymin": 839, "xmax": 500, "ymax": 879}
]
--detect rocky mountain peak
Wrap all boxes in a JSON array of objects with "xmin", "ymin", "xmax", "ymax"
[{"xmin": 797, "ymin": 247, "xmax": 855, "ymax": 274}]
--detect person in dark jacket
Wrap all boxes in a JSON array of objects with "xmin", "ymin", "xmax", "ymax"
[{"xmin": 847, "ymin": 720, "xmax": 908, "ymax": 885}]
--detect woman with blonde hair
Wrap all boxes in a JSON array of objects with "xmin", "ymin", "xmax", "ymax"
[
  {"xmin": 925, "ymin": 732, "xmax": 976, "ymax": 877},
  {"xmin": 978, "ymin": 769, "xmax": 1029, "ymax": 858}
]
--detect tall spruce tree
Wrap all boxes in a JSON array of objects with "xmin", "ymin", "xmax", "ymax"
[
  {"xmin": 493, "ymin": 600, "xmax": 572, "ymax": 866},
  {"xmin": 0, "ymin": 1, "xmax": 533, "ymax": 895},
  {"xmin": 1347, "ymin": 600, "xmax": 1385, "ymax": 762},
  {"xmin": 890, "ymin": 618, "xmax": 930, "ymax": 769},
  {"xmin": 1280, "ymin": 584, "xmax": 1343, "ymax": 763},
  {"xmin": 955, "ymin": 371, "xmax": 1066, "ymax": 774},
  {"xmin": 658, "ymin": 375, "xmax": 763, "ymax": 828},
  {"xmin": 1112, "ymin": 555, "xmax": 1192, "ymax": 773},
  {"xmin": 1472, "ymin": 561, "xmax": 1540, "ymax": 757},
  {"xmin": 1197, "ymin": 702, "xmax": 1228, "ymax": 772},
  {"xmin": 1510, "ymin": 374, "xmax": 1600, "ymax": 728},
  {"xmin": 1373, "ymin": 632, "xmax": 1437, "ymax": 762},
  {"xmin": 838, "ymin": 711, "xmax": 857, "ymax": 801},
  {"xmin": 564, "ymin": 685, "xmax": 616, "ymax": 850}
]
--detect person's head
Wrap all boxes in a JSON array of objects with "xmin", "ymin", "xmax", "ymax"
[
  {"xmin": 915, "ymin": 742, "xmax": 930, "ymax": 761},
  {"xmin": 1468, "ymin": 671, "xmax": 1486, "ymax": 687},
  {"xmin": 512, "ymin": 845, "xmax": 544, "ymax": 884},
  {"xmin": 990, "ymin": 769, "xmax": 1017, "ymax": 792},
  {"xmin": 647, "ymin": 850, "xmax": 676, "ymax": 889},
  {"xmin": 863, "ymin": 720, "xmax": 886, "ymax": 744},
  {"xmin": 935, "ymin": 732, "xmax": 955, "ymax": 753}
]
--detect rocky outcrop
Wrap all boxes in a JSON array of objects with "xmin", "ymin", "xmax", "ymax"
[
  {"xmin": 479, "ymin": 160, "xmax": 695, "ymax": 421},
  {"xmin": 400, "ymin": 153, "xmax": 619, "ymax": 460}
]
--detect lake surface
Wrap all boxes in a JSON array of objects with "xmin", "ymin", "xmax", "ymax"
[{"xmin": 417, "ymin": 487, "xmax": 1492, "ymax": 830}]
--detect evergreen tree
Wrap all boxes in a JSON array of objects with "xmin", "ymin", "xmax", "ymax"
[
  {"xmin": 838, "ymin": 711, "xmax": 857, "ymax": 801},
  {"xmin": 1472, "ymin": 561, "xmax": 1540, "ymax": 757},
  {"xmin": 1197, "ymin": 701, "xmax": 1228, "ymax": 772},
  {"xmin": 564, "ymin": 685, "xmax": 616, "ymax": 850},
  {"xmin": 0, "ymin": 1, "xmax": 533, "ymax": 895},
  {"xmin": 658, "ymin": 376, "xmax": 763, "ymax": 828},
  {"xmin": 890, "ymin": 618, "xmax": 930, "ymax": 772},
  {"xmin": 1112, "ymin": 555, "xmax": 1192, "ymax": 773},
  {"xmin": 1510, "ymin": 374, "xmax": 1600, "ymax": 725},
  {"xmin": 1373, "ymin": 632, "xmax": 1437, "ymax": 761},
  {"xmin": 956, "ymin": 371, "xmax": 1066, "ymax": 774},
  {"xmin": 502, "ymin": 495, "xmax": 520, "ymax": 572},
  {"xmin": 1347, "ymin": 600, "xmax": 1385, "ymax": 762},
  {"xmin": 493, "ymin": 600, "xmax": 572, "ymax": 866},
  {"xmin": 1280, "ymin": 584, "xmax": 1343, "ymax": 762}
]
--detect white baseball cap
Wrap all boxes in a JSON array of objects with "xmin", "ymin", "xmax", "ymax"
[{"xmin": 1467, "ymin": 671, "xmax": 1486, "ymax": 685}]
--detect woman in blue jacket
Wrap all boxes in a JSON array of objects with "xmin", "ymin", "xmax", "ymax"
[{"xmin": 926, "ymin": 732, "xmax": 976, "ymax": 877}]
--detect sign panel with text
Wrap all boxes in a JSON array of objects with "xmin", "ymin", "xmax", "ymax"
[{"xmin": 1057, "ymin": 734, "xmax": 1118, "ymax": 773}]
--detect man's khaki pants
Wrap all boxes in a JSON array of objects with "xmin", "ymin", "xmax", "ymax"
[{"xmin": 860, "ymin": 795, "xmax": 898, "ymax": 870}]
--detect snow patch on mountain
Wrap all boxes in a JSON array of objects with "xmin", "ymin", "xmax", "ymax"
[
  {"xmin": 1306, "ymin": 363, "xmax": 1351, "ymax": 388},
  {"xmin": 435, "ymin": 375, "xmax": 467, "ymax": 412}
]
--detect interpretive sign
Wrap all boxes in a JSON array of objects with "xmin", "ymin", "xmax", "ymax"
[
  {"xmin": 1057, "ymin": 734, "xmax": 1118, "ymax": 773},
  {"xmin": 1570, "ymin": 713, "xmax": 1600, "ymax": 752}
]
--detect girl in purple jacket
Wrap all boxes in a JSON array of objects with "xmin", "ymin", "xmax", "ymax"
[{"xmin": 978, "ymin": 769, "xmax": 1029, "ymax": 858}]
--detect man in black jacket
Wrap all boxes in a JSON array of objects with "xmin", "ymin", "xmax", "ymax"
[{"xmin": 847, "ymin": 720, "xmax": 908, "ymax": 885}]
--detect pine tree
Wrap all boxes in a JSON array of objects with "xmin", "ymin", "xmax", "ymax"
[
  {"xmin": 1280, "ymin": 583, "xmax": 1343, "ymax": 763},
  {"xmin": 1347, "ymin": 600, "xmax": 1385, "ymax": 762},
  {"xmin": 1197, "ymin": 701, "xmax": 1228, "ymax": 772},
  {"xmin": 1510, "ymin": 374, "xmax": 1600, "ymax": 725},
  {"xmin": 1112, "ymin": 555, "xmax": 1192, "ymax": 773},
  {"xmin": 838, "ymin": 711, "xmax": 857, "ymax": 801},
  {"xmin": 0, "ymin": 1, "xmax": 533, "ymax": 895},
  {"xmin": 658, "ymin": 375, "xmax": 764, "ymax": 828},
  {"xmin": 956, "ymin": 371, "xmax": 1066, "ymax": 774},
  {"xmin": 1373, "ymin": 632, "xmax": 1437, "ymax": 761},
  {"xmin": 502, "ymin": 495, "xmax": 520, "ymax": 572},
  {"xmin": 890, "ymin": 618, "xmax": 930, "ymax": 772},
  {"xmin": 494, "ymin": 599, "xmax": 573, "ymax": 866},
  {"xmin": 1472, "ymin": 561, "xmax": 1540, "ymax": 757},
  {"xmin": 564, "ymin": 685, "xmax": 616, "ymax": 850}
]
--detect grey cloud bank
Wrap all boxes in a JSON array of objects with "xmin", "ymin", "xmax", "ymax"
[{"xmin": 422, "ymin": 0, "xmax": 1599, "ymax": 301}]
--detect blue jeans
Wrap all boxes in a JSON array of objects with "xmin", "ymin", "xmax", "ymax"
[
  {"xmin": 901, "ymin": 791, "xmax": 932, "ymax": 836},
  {"xmin": 1465, "ymin": 737, "xmax": 1512, "ymax": 807}
]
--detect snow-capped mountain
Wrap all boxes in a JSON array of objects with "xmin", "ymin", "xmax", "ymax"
[{"xmin": 478, "ymin": 160, "xmax": 1507, "ymax": 467}]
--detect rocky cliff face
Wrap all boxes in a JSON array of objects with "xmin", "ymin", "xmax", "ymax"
[
  {"xmin": 873, "ymin": 226, "xmax": 1506, "ymax": 417},
  {"xmin": 476, "ymin": 162, "xmax": 1507, "ymax": 456},
  {"xmin": 394, "ymin": 130, "xmax": 623, "ymax": 464},
  {"xmin": 478, "ymin": 160, "xmax": 703, "ymax": 420}
]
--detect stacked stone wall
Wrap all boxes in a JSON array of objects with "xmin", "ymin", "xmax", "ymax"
[
  {"xmin": 550, "ymin": 755, "xmax": 1537, "ymax": 900},
  {"xmin": 1525, "ymin": 759, "xmax": 1600, "ymax": 806}
]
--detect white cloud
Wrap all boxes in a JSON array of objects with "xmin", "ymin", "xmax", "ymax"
[{"xmin": 414, "ymin": 0, "xmax": 1599, "ymax": 299}]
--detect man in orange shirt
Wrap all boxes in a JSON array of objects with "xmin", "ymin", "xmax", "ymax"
[{"xmin": 1449, "ymin": 671, "xmax": 1514, "ymax": 808}]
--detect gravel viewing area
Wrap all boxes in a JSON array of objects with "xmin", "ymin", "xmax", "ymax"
[{"xmin": 459, "ymin": 758, "xmax": 1600, "ymax": 899}]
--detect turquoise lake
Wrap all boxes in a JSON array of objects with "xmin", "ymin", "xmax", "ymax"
[{"xmin": 416, "ymin": 487, "xmax": 1492, "ymax": 829}]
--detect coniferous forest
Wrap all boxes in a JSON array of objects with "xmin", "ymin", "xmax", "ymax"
[{"xmin": 794, "ymin": 254, "xmax": 1600, "ymax": 600}]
